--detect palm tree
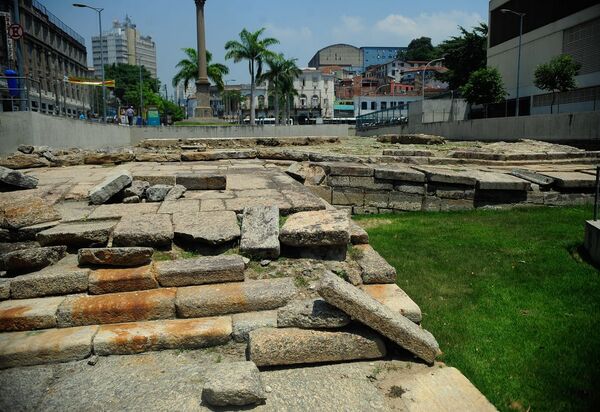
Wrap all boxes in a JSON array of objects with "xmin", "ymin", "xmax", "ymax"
[
  {"xmin": 172, "ymin": 48, "xmax": 229, "ymax": 93},
  {"xmin": 225, "ymin": 28, "xmax": 279, "ymax": 125},
  {"xmin": 260, "ymin": 54, "xmax": 301, "ymax": 125}
]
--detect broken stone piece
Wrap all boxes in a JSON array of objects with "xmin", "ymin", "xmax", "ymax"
[
  {"xmin": 202, "ymin": 361, "xmax": 266, "ymax": 407},
  {"xmin": 88, "ymin": 171, "xmax": 133, "ymax": 205}
]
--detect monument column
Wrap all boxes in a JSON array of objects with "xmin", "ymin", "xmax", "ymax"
[{"xmin": 194, "ymin": 0, "xmax": 213, "ymax": 118}]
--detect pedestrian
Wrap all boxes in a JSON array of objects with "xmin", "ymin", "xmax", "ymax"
[{"xmin": 126, "ymin": 106, "xmax": 135, "ymax": 126}]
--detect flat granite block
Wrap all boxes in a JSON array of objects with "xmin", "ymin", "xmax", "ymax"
[
  {"xmin": 202, "ymin": 361, "xmax": 266, "ymax": 407},
  {"xmin": 10, "ymin": 255, "xmax": 90, "ymax": 299},
  {"xmin": 360, "ymin": 284, "xmax": 422, "ymax": 323},
  {"xmin": 155, "ymin": 255, "xmax": 245, "ymax": 287},
  {"xmin": 88, "ymin": 171, "xmax": 132, "ymax": 205},
  {"xmin": 240, "ymin": 206, "xmax": 280, "ymax": 259},
  {"xmin": 248, "ymin": 327, "xmax": 386, "ymax": 367},
  {"xmin": 0, "ymin": 246, "xmax": 67, "ymax": 275},
  {"xmin": 57, "ymin": 288, "xmax": 176, "ymax": 327},
  {"xmin": 78, "ymin": 247, "xmax": 154, "ymax": 267},
  {"xmin": 172, "ymin": 211, "xmax": 240, "ymax": 246},
  {"xmin": 36, "ymin": 220, "xmax": 117, "ymax": 248},
  {"xmin": 176, "ymin": 278, "xmax": 296, "ymax": 318},
  {"xmin": 0, "ymin": 193, "xmax": 61, "ymax": 230},
  {"xmin": 318, "ymin": 272, "xmax": 440, "ymax": 364},
  {"xmin": 0, "ymin": 325, "xmax": 98, "ymax": 369},
  {"xmin": 93, "ymin": 317, "xmax": 232, "ymax": 356},
  {"xmin": 112, "ymin": 214, "xmax": 173, "ymax": 248},
  {"xmin": 231, "ymin": 310, "xmax": 278, "ymax": 343},
  {"xmin": 0, "ymin": 295, "xmax": 65, "ymax": 332},
  {"xmin": 88, "ymin": 264, "xmax": 159, "ymax": 295},
  {"xmin": 353, "ymin": 244, "xmax": 397, "ymax": 284},
  {"xmin": 374, "ymin": 166, "xmax": 426, "ymax": 183},
  {"xmin": 176, "ymin": 173, "xmax": 226, "ymax": 190},
  {"xmin": 279, "ymin": 210, "xmax": 350, "ymax": 247},
  {"xmin": 87, "ymin": 203, "xmax": 160, "ymax": 220}
]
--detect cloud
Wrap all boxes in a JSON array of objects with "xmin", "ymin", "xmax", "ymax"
[
  {"xmin": 332, "ymin": 15, "xmax": 365, "ymax": 39},
  {"xmin": 265, "ymin": 24, "xmax": 312, "ymax": 40},
  {"xmin": 375, "ymin": 11, "xmax": 484, "ymax": 44}
]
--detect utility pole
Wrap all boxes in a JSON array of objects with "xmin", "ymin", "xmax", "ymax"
[{"xmin": 501, "ymin": 9, "xmax": 526, "ymax": 117}]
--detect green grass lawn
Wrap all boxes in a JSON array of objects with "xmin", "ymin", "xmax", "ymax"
[{"xmin": 355, "ymin": 206, "xmax": 600, "ymax": 412}]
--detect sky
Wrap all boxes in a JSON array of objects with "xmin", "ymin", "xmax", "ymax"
[{"xmin": 45, "ymin": 0, "xmax": 488, "ymax": 95}]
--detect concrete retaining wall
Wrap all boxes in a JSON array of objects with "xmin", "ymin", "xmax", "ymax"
[
  {"xmin": 0, "ymin": 112, "xmax": 350, "ymax": 154},
  {"xmin": 359, "ymin": 110, "xmax": 600, "ymax": 142}
]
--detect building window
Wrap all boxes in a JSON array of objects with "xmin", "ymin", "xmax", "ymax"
[
  {"xmin": 300, "ymin": 94, "xmax": 307, "ymax": 108},
  {"xmin": 311, "ymin": 95, "xmax": 319, "ymax": 108},
  {"xmin": 371, "ymin": 102, "xmax": 377, "ymax": 110},
  {"xmin": 381, "ymin": 102, "xmax": 387, "ymax": 110},
  {"xmin": 361, "ymin": 101, "xmax": 367, "ymax": 110}
]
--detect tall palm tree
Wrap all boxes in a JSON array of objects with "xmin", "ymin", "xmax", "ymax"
[
  {"xmin": 260, "ymin": 54, "xmax": 301, "ymax": 125},
  {"xmin": 172, "ymin": 48, "xmax": 229, "ymax": 93},
  {"xmin": 225, "ymin": 28, "xmax": 279, "ymax": 125}
]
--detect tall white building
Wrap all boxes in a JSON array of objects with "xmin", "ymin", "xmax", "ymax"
[
  {"xmin": 293, "ymin": 68, "xmax": 335, "ymax": 119},
  {"xmin": 91, "ymin": 15, "xmax": 157, "ymax": 78}
]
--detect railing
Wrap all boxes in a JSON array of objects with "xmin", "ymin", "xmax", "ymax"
[
  {"xmin": 31, "ymin": 0, "xmax": 86, "ymax": 45},
  {"xmin": 594, "ymin": 166, "xmax": 600, "ymax": 221},
  {"xmin": 0, "ymin": 76, "xmax": 42, "ymax": 112},
  {"xmin": 356, "ymin": 106, "xmax": 409, "ymax": 131}
]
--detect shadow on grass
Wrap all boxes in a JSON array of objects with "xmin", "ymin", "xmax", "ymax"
[{"xmin": 567, "ymin": 242, "xmax": 600, "ymax": 271}]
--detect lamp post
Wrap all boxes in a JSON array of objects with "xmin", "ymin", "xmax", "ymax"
[
  {"xmin": 501, "ymin": 8, "xmax": 526, "ymax": 117},
  {"xmin": 73, "ymin": 3, "xmax": 106, "ymax": 122},
  {"xmin": 126, "ymin": 52, "xmax": 144, "ymax": 125},
  {"xmin": 422, "ymin": 57, "xmax": 445, "ymax": 101}
]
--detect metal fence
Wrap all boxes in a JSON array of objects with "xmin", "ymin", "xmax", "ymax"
[
  {"xmin": 356, "ymin": 106, "xmax": 408, "ymax": 131},
  {"xmin": 0, "ymin": 76, "xmax": 41, "ymax": 112}
]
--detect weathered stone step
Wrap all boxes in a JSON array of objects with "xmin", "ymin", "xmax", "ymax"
[
  {"xmin": 93, "ymin": 317, "xmax": 232, "ymax": 355},
  {"xmin": 176, "ymin": 278, "xmax": 297, "ymax": 318},
  {"xmin": 360, "ymin": 284, "xmax": 422, "ymax": 323},
  {"xmin": 57, "ymin": 288, "xmax": 177, "ymax": 328},
  {"xmin": 248, "ymin": 327, "xmax": 386, "ymax": 367},
  {"xmin": 0, "ymin": 295, "xmax": 65, "ymax": 332},
  {"xmin": 353, "ymin": 244, "xmax": 397, "ymax": 284},
  {"xmin": 0, "ymin": 325, "xmax": 98, "ymax": 369},
  {"xmin": 155, "ymin": 255, "xmax": 245, "ymax": 287},
  {"xmin": 88, "ymin": 265, "xmax": 159, "ymax": 294}
]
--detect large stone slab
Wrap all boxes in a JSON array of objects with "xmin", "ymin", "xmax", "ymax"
[
  {"xmin": 471, "ymin": 171, "xmax": 531, "ymax": 191},
  {"xmin": 0, "ymin": 295, "xmax": 64, "ymax": 331},
  {"xmin": 240, "ymin": 206, "xmax": 280, "ymax": 259},
  {"xmin": 172, "ymin": 211, "xmax": 240, "ymax": 246},
  {"xmin": 176, "ymin": 173, "xmax": 226, "ymax": 190},
  {"xmin": 231, "ymin": 310, "xmax": 278, "ymax": 343},
  {"xmin": 10, "ymin": 255, "xmax": 90, "ymax": 299},
  {"xmin": 0, "ymin": 325, "xmax": 98, "ymax": 368},
  {"xmin": 156, "ymin": 255, "xmax": 245, "ymax": 287},
  {"xmin": 248, "ymin": 327, "xmax": 386, "ymax": 367},
  {"xmin": 87, "ymin": 203, "xmax": 160, "ymax": 219},
  {"xmin": 277, "ymin": 298, "xmax": 350, "ymax": 329},
  {"xmin": 93, "ymin": 317, "xmax": 232, "ymax": 355},
  {"xmin": 112, "ymin": 214, "xmax": 173, "ymax": 248},
  {"xmin": 413, "ymin": 167, "xmax": 476, "ymax": 187},
  {"xmin": 350, "ymin": 221, "xmax": 369, "ymax": 245},
  {"xmin": 88, "ymin": 171, "xmax": 133, "ymax": 205},
  {"xmin": 353, "ymin": 244, "xmax": 397, "ymax": 284},
  {"xmin": 279, "ymin": 210, "xmax": 350, "ymax": 247},
  {"xmin": 78, "ymin": 247, "xmax": 154, "ymax": 267},
  {"xmin": 510, "ymin": 169, "xmax": 554, "ymax": 187},
  {"xmin": 37, "ymin": 220, "xmax": 117, "ymax": 248},
  {"xmin": 360, "ymin": 284, "xmax": 422, "ymax": 323},
  {"xmin": 176, "ymin": 278, "xmax": 296, "ymax": 318},
  {"xmin": 325, "ymin": 163, "xmax": 374, "ymax": 177},
  {"xmin": 539, "ymin": 171, "xmax": 597, "ymax": 189},
  {"xmin": 0, "ymin": 193, "xmax": 61, "ymax": 230},
  {"xmin": 202, "ymin": 361, "xmax": 266, "ymax": 407},
  {"xmin": 88, "ymin": 264, "xmax": 158, "ymax": 294},
  {"xmin": 57, "ymin": 288, "xmax": 176, "ymax": 327},
  {"xmin": 0, "ymin": 246, "xmax": 67, "ymax": 275},
  {"xmin": 374, "ymin": 166, "xmax": 426, "ymax": 183},
  {"xmin": 318, "ymin": 272, "xmax": 440, "ymax": 364},
  {"xmin": 0, "ymin": 166, "xmax": 38, "ymax": 189}
]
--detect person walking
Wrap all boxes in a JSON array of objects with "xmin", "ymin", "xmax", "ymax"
[{"xmin": 126, "ymin": 106, "xmax": 135, "ymax": 126}]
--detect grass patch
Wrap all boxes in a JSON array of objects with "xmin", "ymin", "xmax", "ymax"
[
  {"xmin": 356, "ymin": 206, "xmax": 600, "ymax": 412},
  {"xmin": 152, "ymin": 251, "xmax": 174, "ymax": 261},
  {"xmin": 279, "ymin": 216, "xmax": 288, "ymax": 228},
  {"xmin": 294, "ymin": 276, "xmax": 309, "ymax": 288}
]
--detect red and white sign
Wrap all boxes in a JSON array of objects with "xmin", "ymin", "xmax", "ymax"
[{"xmin": 8, "ymin": 23, "xmax": 24, "ymax": 40}]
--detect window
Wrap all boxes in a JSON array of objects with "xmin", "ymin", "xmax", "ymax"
[
  {"xmin": 391, "ymin": 102, "xmax": 397, "ymax": 108},
  {"xmin": 311, "ymin": 95, "xmax": 319, "ymax": 108},
  {"xmin": 300, "ymin": 94, "xmax": 307, "ymax": 107},
  {"xmin": 361, "ymin": 101, "xmax": 367, "ymax": 110},
  {"xmin": 381, "ymin": 102, "xmax": 387, "ymax": 110},
  {"xmin": 371, "ymin": 102, "xmax": 377, "ymax": 110}
]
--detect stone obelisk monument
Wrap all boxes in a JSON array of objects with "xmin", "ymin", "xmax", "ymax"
[{"xmin": 193, "ymin": 0, "xmax": 213, "ymax": 119}]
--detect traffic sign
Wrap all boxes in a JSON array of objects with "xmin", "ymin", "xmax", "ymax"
[{"xmin": 8, "ymin": 23, "xmax": 24, "ymax": 40}]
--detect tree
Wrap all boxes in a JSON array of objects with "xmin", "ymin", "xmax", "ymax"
[
  {"xmin": 534, "ymin": 54, "xmax": 581, "ymax": 114},
  {"xmin": 259, "ymin": 54, "xmax": 301, "ymax": 124},
  {"xmin": 398, "ymin": 37, "xmax": 438, "ymax": 61},
  {"xmin": 437, "ymin": 23, "xmax": 488, "ymax": 90},
  {"xmin": 461, "ymin": 67, "xmax": 506, "ymax": 117},
  {"xmin": 225, "ymin": 28, "xmax": 279, "ymax": 125},
  {"xmin": 172, "ymin": 48, "xmax": 229, "ymax": 92},
  {"xmin": 105, "ymin": 63, "xmax": 158, "ymax": 105}
]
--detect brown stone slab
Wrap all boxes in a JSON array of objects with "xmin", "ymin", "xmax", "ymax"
[
  {"xmin": 57, "ymin": 288, "xmax": 176, "ymax": 327},
  {"xmin": 93, "ymin": 317, "xmax": 232, "ymax": 355},
  {"xmin": 88, "ymin": 264, "xmax": 158, "ymax": 294},
  {"xmin": 280, "ymin": 210, "xmax": 350, "ymax": 247},
  {"xmin": 0, "ymin": 296, "xmax": 65, "ymax": 331},
  {"xmin": 112, "ymin": 214, "xmax": 173, "ymax": 248}
]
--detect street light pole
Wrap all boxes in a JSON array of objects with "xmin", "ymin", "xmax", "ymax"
[
  {"xmin": 422, "ymin": 57, "xmax": 445, "ymax": 101},
  {"xmin": 73, "ymin": 4, "xmax": 106, "ymax": 122},
  {"xmin": 501, "ymin": 9, "xmax": 526, "ymax": 117}
]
